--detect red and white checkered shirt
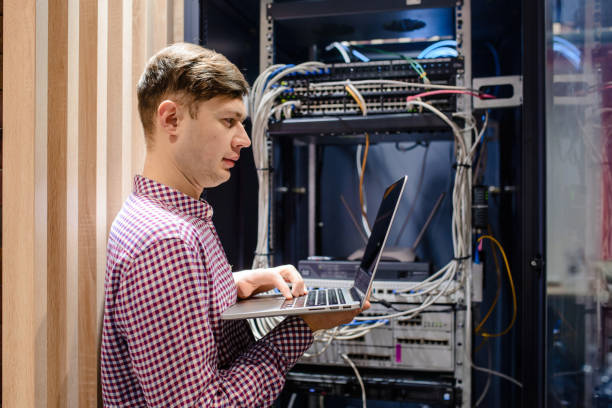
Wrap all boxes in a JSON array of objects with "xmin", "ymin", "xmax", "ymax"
[{"xmin": 101, "ymin": 175, "xmax": 313, "ymax": 407}]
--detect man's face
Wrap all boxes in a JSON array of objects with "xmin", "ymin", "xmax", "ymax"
[{"xmin": 173, "ymin": 96, "xmax": 250, "ymax": 189}]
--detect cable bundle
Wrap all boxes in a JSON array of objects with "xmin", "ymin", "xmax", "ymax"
[
  {"xmin": 248, "ymin": 68, "xmax": 487, "ymax": 331},
  {"xmin": 249, "ymin": 62, "xmax": 326, "ymax": 269},
  {"xmin": 247, "ymin": 66, "xmax": 524, "ymax": 401}
]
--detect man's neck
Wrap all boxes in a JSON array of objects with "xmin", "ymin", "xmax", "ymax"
[{"xmin": 142, "ymin": 152, "xmax": 203, "ymax": 200}]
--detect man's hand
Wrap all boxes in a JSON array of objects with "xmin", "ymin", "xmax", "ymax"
[
  {"xmin": 233, "ymin": 265, "xmax": 307, "ymax": 300},
  {"xmin": 300, "ymin": 299, "xmax": 371, "ymax": 332}
]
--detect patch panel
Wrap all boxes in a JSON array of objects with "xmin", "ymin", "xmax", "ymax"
[
  {"xmin": 299, "ymin": 301, "xmax": 455, "ymax": 371},
  {"xmin": 346, "ymin": 353, "xmax": 392, "ymax": 362},
  {"xmin": 397, "ymin": 338, "xmax": 450, "ymax": 346},
  {"xmin": 275, "ymin": 57, "xmax": 464, "ymax": 118}
]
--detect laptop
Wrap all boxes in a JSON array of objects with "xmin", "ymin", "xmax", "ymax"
[{"xmin": 221, "ymin": 175, "xmax": 407, "ymax": 320}]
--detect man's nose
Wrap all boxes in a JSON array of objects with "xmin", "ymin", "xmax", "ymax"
[{"xmin": 233, "ymin": 122, "xmax": 251, "ymax": 149}]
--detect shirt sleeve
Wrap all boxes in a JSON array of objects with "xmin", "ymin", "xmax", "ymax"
[{"xmin": 115, "ymin": 238, "xmax": 313, "ymax": 408}]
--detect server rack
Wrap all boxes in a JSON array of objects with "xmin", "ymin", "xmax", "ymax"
[{"xmin": 258, "ymin": 1, "xmax": 475, "ymax": 406}]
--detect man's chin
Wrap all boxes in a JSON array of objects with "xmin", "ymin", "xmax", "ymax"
[{"xmin": 205, "ymin": 171, "xmax": 231, "ymax": 188}]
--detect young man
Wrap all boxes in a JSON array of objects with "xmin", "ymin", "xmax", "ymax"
[{"xmin": 101, "ymin": 43, "xmax": 368, "ymax": 407}]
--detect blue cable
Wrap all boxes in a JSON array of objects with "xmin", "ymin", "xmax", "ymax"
[
  {"xmin": 418, "ymin": 40, "xmax": 457, "ymax": 59},
  {"xmin": 263, "ymin": 64, "xmax": 295, "ymax": 90},
  {"xmin": 553, "ymin": 36, "xmax": 582, "ymax": 70},
  {"xmin": 343, "ymin": 319, "xmax": 389, "ymax": 326},
  {"xmin": 421, "ymin": 47, "xmax": 458, "ymax": 59},
  {"xmin": 351, "ymin": 48, "xmax": 370, "ymax": 62}
]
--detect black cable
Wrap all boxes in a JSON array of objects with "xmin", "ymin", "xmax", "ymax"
[{"xmin": 395, "ymin": 140, "xmax": 428, "ymax": 152}]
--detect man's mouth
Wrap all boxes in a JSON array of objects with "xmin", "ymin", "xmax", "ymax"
[{"xmin": 222, "ymin": 157, "xmax": 237, "ymax": 168}]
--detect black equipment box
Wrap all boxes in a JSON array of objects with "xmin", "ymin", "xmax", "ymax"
[{"xmin": 298, "ymin": 259, "xmax": 431, "ymax": 282}]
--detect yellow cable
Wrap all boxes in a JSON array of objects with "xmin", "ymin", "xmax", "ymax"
[
  {"xmin": 347, "ymin": 84, "xmax": 369, "ymax": 229},
  {"xmin": 476, "ymin": 235, "xmax": 518, "ymax": 338},
  {"xmin": 474, "ymin": 338, "xmax": 488, "ymax": 355},
  {"xmin": 475, "ymin": 227, "xmax": 503, "ymax": 333},
  {"xmin": 345, "ymin": 85, "xmax": 366, "ymax": 114},
  {"xmin": 359, "ymin": 133, "xmax": 370, "ymax": 225}
]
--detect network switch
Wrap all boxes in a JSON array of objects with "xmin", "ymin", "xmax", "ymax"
[
  {"xmin": 275, "ymin": 57, "xmax": 464, "ymax": 118},
  {"xmin": 299, "ymin": 302, "xmax": 455, "ymax": 372},
  {"xmin": 298, "ymin": 259, "xmax": 431, "ymax": 281}
]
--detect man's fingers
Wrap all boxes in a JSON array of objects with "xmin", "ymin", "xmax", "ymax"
[
  {"xmin": 278, "ymin": 265, "xmax": 306, "ymax": 296},
  {"xmin": 272, "ymin": 274, "xmax": 293, "ymax": 299}
]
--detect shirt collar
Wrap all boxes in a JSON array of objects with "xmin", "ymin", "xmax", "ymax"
[{"xmin": 133, "ymin": 175, "xmax": 213, "ymax": 221}]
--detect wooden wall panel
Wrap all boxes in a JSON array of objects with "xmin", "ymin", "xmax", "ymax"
[
  {"xmin": 3, "ymin": 0, "xmax": 39, "ymax": 405},
  {"xmin": 131, "ymin": 0, "xmax": 146, "ymax": 180},
  {"xmin": 47, "ymin": 0, "xmax": 68, "ymax": 405},
  {"xmin": 173, "ymin": 0, "xmax": 184, "ymax": 43},
  {"xmin": 78, "ymin": 1, "xmax": 98, "ymax": 405},
  {"xmin": 2, "ymin": 0, "xmax": 183, "ymax": 406},
  {"xmin": 106, "ymin": 0, "xmax": 123, "ymax": 227}
]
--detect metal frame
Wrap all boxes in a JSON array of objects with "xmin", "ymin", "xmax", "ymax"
[
  {"xmin": 454, "ymin": 2, "xmax": 472, "ymax": 405},
  {"xmin": 473, "ymin": 75, "xmax": 524, "ymax": 109},
  {"xmin": 520, "ymin": 0, "xmax": 547, "ymax": 404}
]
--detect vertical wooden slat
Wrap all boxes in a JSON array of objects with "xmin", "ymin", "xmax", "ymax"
[
  {"xmin": 96, "ymin": 2, "xmax": 108, "ymax": 405},
  {"xmin": 131, "ymin": 0, "xmax": 146, "ymax": 178},
  {"xmin": 153, "ymin": 0, "xmax": 169, "ymax": 49},
  {"xmin": 2, "ymin": 0, "xmax": 38, "ymax": 405},
  {"xmin": 47, "ymin": 0, "xmax": 68, "ymax": 405},
  {"xmin": 173, "ymin": 0, "xmax": 184, "ymax": 43},
  {"xmin": 107, "ymin": 0, "xmax": 123, "ymax": 224},
  {"xmin": 78, "ymin": 0, "xmax": 98, "ymax": 406},
  {"xmin": 35, "ymin": 0, "xmax": 50, "ymax": 406},
  {"xmin": 66, "ymin": 0, "xmax": 80, "ymax": 405}
]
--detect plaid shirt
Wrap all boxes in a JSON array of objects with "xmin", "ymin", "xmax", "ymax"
[{"xmin": 101, "ymin": 175, "xmax": 313, "ymax": 407}]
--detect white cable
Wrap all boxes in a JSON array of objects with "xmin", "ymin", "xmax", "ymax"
[
  {"xmin": 249, "ymin": 66, "xmax": 493, "ymax": 361},
  {"xmin": 471, "ymin": 363, "xmax": 524, "ymax": 388},
  {"xmin": 325, "ymin": 41, "xmax": 351, "ymax": 63},
  {"xmin": 308, "ymin": 99, "xmax": 481, "ymax": 343},
  {"xmin": 341, "ymin": 353, "xmax": 367, "ymax": 408},
  {"xmin": 250, "ymin": 62, "xmax": 326, "ymax": 269},
  {"xmin": 303, "ymin": 326, "xmax": 337, "ymax": 358},
  {"xmin": 287, "ymin": 393, "xmax": 297, "ymax": 408},
  {"xmin": 271, "ymin": 100, "xmax": 301, "ymax": 121}
]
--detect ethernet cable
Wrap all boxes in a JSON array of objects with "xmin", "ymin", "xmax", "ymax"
[
  {"xmin": 247, "ymin": 64, "xmax": 489, "ymax": 363},
  {"xmin": 341, "ymin": 353, "xmax": 367, "ymax": 408},
  {"xmin": 249, "ymin": 61, "xmax": 326, "ymax": 269},
  {"xmin": 346, "ymin": 82, "xmax": 371, "ymax": 236}
]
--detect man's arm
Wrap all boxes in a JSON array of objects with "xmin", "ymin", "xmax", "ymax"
[{"xmin": 116, "ymin": 238, "xmax": 313, "ymax": 407}]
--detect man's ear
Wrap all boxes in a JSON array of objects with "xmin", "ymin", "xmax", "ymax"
[{"xmin": 157, "ymin": 100, "xmax": 182, "ymax": 137}]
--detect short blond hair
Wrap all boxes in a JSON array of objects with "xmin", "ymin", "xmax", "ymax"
[{"xmin": 137, "ymin": 43, "xmax": 249, "ymax": 144}]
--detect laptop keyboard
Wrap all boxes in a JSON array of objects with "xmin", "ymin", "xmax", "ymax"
[{"xmin": 281, "ymin": 288, "xmax": 347, "ymax": 309}]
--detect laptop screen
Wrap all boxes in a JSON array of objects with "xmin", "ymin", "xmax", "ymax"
[{"xmin": 353, "ymin": 176, "xmax": 407, "ymax": 301}]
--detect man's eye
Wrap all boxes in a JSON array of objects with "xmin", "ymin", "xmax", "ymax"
[{"xmin": 224, "ymin": 118, "xmax": 235, "ymax": 127}]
